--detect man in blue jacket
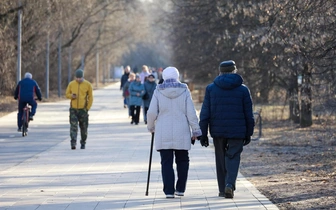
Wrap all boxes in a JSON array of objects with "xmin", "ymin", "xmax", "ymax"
[
  {"xmin": 14, "ymin": 72, "xmax": 42, "ymax": 132},
  {"xmin": 199, "ymin": 60, "xmax": 254, "ymax": 199}
]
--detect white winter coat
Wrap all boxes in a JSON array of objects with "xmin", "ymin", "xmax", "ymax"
[{"xmin": 147, "ymin": 80, "xmax": 202, "ymax": 151}]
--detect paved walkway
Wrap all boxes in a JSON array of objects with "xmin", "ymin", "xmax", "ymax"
[{"xmin": 0, "ymin": 83, "xmax": 278, "ymax": 210}]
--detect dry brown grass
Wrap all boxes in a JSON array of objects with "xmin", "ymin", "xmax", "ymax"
[{"xmin": 240, "ymin": 117, "xmax": 336, "ymax": 210}]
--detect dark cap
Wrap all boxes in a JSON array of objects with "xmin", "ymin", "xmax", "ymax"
[
  {"xmin": 219, "ymin": 60, "xmax": 236, "ymax": 72},
  {"xmin": 148, "ymin": 74, "xmax": 155, "ymax": 78},
  {"xmin": 75, "ymin": 69, "xmax": 84, "ymax": 78}
]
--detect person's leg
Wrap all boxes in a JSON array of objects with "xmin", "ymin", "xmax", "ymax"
[
  {"xmin": 126, "ymin": 97, "xmax": 131, "ymax": 116},
  {"xmin": 225, "ymin": 139, "xmax": 244, "ymax": 190},
  {"xmin": 159, "ymin": 149, "xmax": 175, "ymax": 195},
  {"xmin": 213, "ymin": 138, "xmax": 227, "ymax": 196},
  {"xmin": 123, "ymin": 98, "xmax": 127, "ymax": 107},
  {"xmin": 134, "ymin": 106, "xmax": 140, "ymax": 124},
  {"xmin": 29, "ymin": 99, "xmax": 37, "ymax": 116},
  {"xmin": 175, "ymin": 150, "xmax": 189, "ymax": 194},
  {"xmin": 130, "ymin": 105, "xmax": 135, "ymax": 124},
  {"xmin": 17, "ymin": 101, "xmax": 25, "ymax": 129},
  {"xmin": 144, "ymin": 106, "xmax": 149, "ymax": 123},
  {"xmin": 69, "ymin": 108, "xmax": 79, "ymax": 148},
  {"xmin": 78, "ymin": 109, "xmax": 89, "ymax": 147}
]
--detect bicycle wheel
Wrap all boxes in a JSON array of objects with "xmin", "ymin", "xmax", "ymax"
[{"xmin": 22, "ymin": 110, "xmax": 28, "ymax": 137}]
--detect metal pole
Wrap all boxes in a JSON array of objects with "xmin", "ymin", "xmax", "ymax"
[
  {"xmin": 58, "ymin": 31, "xmax": 62, "ymax": 97},
  {"xmin": 45, "ymin": 0, "xmax": 50, "ymax": 99},
  {"xmin": 103, "ymin": 52, "xmax": 106, "ymax": 84},
  {"xmin": 96, "ymin": 48, "xmax": 99, "ymax": 88},
  {"xmin": 81, "ymin": 55, "xmax": 85, "ymax": 71},
  {"xmin": 68, "ymin": 46, "xmax": 72, "ymax": 84},
  {"xmin": 45, "ymin": 27, "xmax": 50, "ymax": 99},
  {"xmin": 17, "ymin": 0, "xmax": 22, "ymax": 84}
]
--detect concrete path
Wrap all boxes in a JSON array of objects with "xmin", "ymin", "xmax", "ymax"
[{"xmin": 0, "ymin": 83, "xmax": 278, "ymax": 210}]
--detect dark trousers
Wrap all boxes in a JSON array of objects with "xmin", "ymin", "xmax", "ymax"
[
  {"xmin": 69, "ymin": 108, "xmax": 89, "ymax": 146},
  {"xmin": 130, "ymin": 105, "xmax": 140, "ymax": 123},
  {"xmin": 17, "ymin": 99, "xmax": 37, "ymax": 129},
  {"xmin": 144, "ymin": 107, "xmax": 149, "ymax": 122},
  {"xmin": 159, "ymin": 149, "xmax": 189, "ymax": 195},
  {"xmin": 213, "ymin": 138, "xmax": 244, "ymax": 193}
]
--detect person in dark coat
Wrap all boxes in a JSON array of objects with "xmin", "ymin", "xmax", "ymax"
[
  {"xmin": 199, "ymin": 60, "xmax": 254, "ymax": 199},
  {"xmin": 14, "ymin": 72, "xmax": 42, "ymax": 132},
  {"xmin": 143, "ymin": 74, "xmax": 157, "ymax": 124},
  {"xmin": 120, "ymin": 66, "xmax": 131, "ymax": 108},
  {"xmin": 123, "ymin": 72, "xmax": 135, "ymax": 118}
]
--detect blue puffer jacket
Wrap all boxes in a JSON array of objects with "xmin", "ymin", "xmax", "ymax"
[
  {"xmin": 199, "ymin": 73, "xmax": 254, "ymax": 139},
  {"xmin": 143, "ymin": 80, "xmax": 157, "ymax": 108},
  {"xmin": 14, "ymin": 78, "xmax": 42, "ymax": 101},
  {"xmin": 129, "ymin": 80, "xmax": 145, "ymax": 106}
]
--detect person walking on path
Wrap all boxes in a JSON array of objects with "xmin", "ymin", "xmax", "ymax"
[
  {"xmin": 199, "ymin": 60, "xmax": 254, "ymax": 199},
  {"xmin": 139, "ymin": 65, "xmax": 150, "ymax": 84},
  {"xmin": 122, "ymin": 72, "xmax": 135, "ymax": 118},
  {"xmin": 143, "ymin": 74, "xmax": 157, "ymax": 124},
  {"xmin": 120, "ymin": 65, "xmax": 131, "ymax": 108},
  {"xmin": 14, "ymin": 72, "xmax": 42, "ymax": 131},
  {"xmin": 147, "ymin": 67, "xmax": 202, "ymax": 199},
  {"xmin": 65, "ymin": 69, "xmax": 93, "ymax": 150},
  {"xmin": 129, "ymin": 74, "xmax": 145, "ymax": 125}
]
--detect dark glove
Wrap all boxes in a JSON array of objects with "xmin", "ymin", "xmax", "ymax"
[
  {"xmin": 191, "ymin": 138, "xmax": 195, "ymax": 145},
  {"xmin": 14, "ymin": 96, "xmax": 17, "ymax": 100},
  {"xmin": 200, "ymin": 136, "xmax": 209, "ymax": 147},
  {"xmin": 243, "ymin": 136, "xmax": 251, "ymax": 146},
  {"xmin": 38, "ymin": 98, "xmax": 42, "ymax": 101}
]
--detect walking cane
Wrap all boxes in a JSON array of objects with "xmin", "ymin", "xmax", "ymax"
[{"xmin": 145, "ymin": 132, "xmax": 154, "ymax": 196}]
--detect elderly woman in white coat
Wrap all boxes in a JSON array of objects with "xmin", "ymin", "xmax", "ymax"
[{"xmin": 147, "ymin": 66, "xmax": 202, "ymax": 198}]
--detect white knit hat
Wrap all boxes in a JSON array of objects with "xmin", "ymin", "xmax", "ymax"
[
  {"xmin": 162, "ymin": 67, "xmax": 179, "ymax": 80},
  {"xmin": 24, "ymin": 72, "xmax": 32, "ymax": 79}
]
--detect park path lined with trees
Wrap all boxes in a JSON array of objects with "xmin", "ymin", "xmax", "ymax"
[{"xmin": 0, "ymin": 1, "xmax": 335, "ymax": 209}]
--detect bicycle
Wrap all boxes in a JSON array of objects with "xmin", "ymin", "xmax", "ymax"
[
  {"xmin": 252, "ymin": 108, "xmax": 262, "ymax": 141},
  {"xmin": 21, "ymin": 104, "xmax": 31, "ymax": 137}
]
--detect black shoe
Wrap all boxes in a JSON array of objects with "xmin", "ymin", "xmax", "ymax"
[
  {"xmin": 135, "ymin": 123, "xmax": 138, "ymax": 125},
  {"xmin": 144, "ymin": 121, "xmax": 147, "ymax": 124},
  {"xmin": 224, "ymin": 184, "xmax": 234, "ymax": 198},
  {"xmin": 80, "ymin": 144, "xmax": 85, "ymax": 149},
  {"xmin": 29, "ymin": 116, "xmax": 34, "ymax": 121},
  {"xmin": 218, "ymin": 192, "xmax": 225, "ymax": 197},
  {"xmin": 17, "ymin": 128, "xmax": 22, "ymax": 132},
  {"xmin": 130, "ymin": 120, "xmax": 134, "ymax": 124},
  {"xmin": 71, "ymin": 146, "xmax": 76, "ymax": 150}
]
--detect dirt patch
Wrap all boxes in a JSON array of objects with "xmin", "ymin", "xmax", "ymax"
[
  {"xmin": 240, "ymin": 120, "xmax": 336, "ymax": 210},
  {"xmin": 0, "ymin": 92, "xmax": 67, "ymax": 118},
  {"xmin": 0, "ymin": 96, "xmax": 17, "ymax": 117}
]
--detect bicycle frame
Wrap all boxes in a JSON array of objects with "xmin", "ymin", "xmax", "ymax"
[{"xmin": 252, "ymin": 111, "xmax": 262, "ymax": 141}]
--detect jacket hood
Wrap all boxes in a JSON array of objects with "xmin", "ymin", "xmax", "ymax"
[
  {"xmin": 157, "ymin": 79, "xmax": 188, "ymax": 99},
  {"xmin": 214, "ymin": 73, "xmax": 243, "ymax": 90}
]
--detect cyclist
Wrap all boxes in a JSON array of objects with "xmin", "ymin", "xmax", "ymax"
[{"xmin": 14, "ymin": 72, "xmax": 42, "ymax": 132}]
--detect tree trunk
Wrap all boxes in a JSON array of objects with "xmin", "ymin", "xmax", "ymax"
[
  {"xmin": 300, "ymin": 63, "xmax": 312, "ymax": 127},
  {"xmin": 289, "ymin": 91, "xmax": 300, "ymax": 123}
]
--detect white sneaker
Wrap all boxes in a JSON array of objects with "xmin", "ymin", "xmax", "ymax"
[
  {"xmin": 175, "ymin": 191, "xmax": 184, "ymax": 196},
  {"xmin": 166, "ymin": 194, "xmax": 175, "ymax": 198}
]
